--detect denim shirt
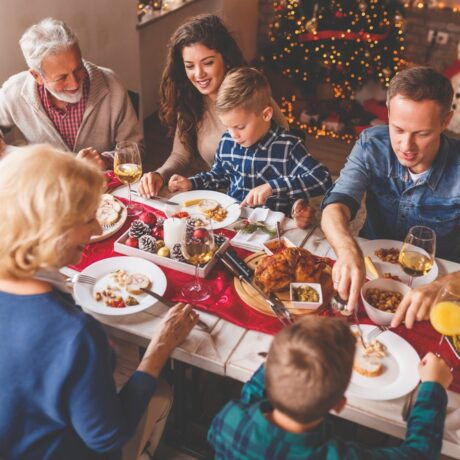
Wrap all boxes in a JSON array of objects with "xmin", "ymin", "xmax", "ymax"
[{"xmin": 322, "ymin": 125, "xmax": 460, "ymax": 262}]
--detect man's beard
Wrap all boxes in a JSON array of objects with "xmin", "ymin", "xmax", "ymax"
[{"xmin": 45, "ymin": 83, "xmax": 83, "ymax": 104}]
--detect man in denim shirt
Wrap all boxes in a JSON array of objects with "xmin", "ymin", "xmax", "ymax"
[{"xmin": 321, "ymin": 67, "xmax": 460, "ymax": 328}]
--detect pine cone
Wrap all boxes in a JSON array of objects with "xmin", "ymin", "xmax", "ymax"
[
  {"xmin": 139, "ymin": 235, "xmax": 157, "ymax": 253},
  {"xmin": 129, "ymin": 220, "xmax": 151, "ymax": 238},
  {"xmin": 171, "ymin": 243, "xmax": 186, "ymax": 262}
]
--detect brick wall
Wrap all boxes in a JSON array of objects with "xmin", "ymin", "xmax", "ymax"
[{"xmin": 257, "ymin": 1, "xmax": 460, "ymax": 71}]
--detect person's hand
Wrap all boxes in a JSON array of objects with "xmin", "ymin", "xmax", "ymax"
[
  {"xmin": 168, "ymin": 174, "xmax": 192, "ymax": 193},
  {"xmin": 138, "ymin": 303, "xmax": 198, "ymax": 377},
  {"xmin": 391, "ymin": 281, "xmax": 441, "ymax": 329},
  {"xmin": 138, "ymin": 171, "xmax": 164, "ymax": 197},
  {"xmin": 332, "ymin": 246, "xmax": 366, "ymax": 312},
  {"xmin": 418, "ymin": 352, "xmax": 453, "ymax": 389},
  {"xmin": 77, "ymin": 147, "xmax": 105, "ymax": 170},
  {"xmin": 292, "ymin": 198, "xmax": 316, "ymax": 229},
  {"xmin": 0, "ymin": 137, "xmax": 6, "ymax": 158},
  {"xmin": 240, "ymin": 183, "xmax": 272, "ymax": 207}
]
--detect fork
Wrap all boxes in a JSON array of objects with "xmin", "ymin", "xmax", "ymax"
[
  {"xmin": 71, "ymin": 274, "xmax": 97, "ymax": 285},
  {"xmin": 366, "ymin": 325, "xmax": 390, "ymax": 343}
]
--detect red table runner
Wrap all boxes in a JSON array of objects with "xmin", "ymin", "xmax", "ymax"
[{"xmin": 73, "ymin": 199, "xmax": 460, "ymax": 393}]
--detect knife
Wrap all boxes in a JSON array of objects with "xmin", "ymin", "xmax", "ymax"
[
  {"xmin": 132, "ymin": 190, "xmax": 179, "ymax": 206},
  {"xmin": 217, "ymin": 253, "xmax": 293, "ymax": 326},
  {"xmin": 224, "ymin": 247, "xmax": 254, "ymax": 280},
  {"xmin": 298, "ymin": 224, "xmax": 318, "ymax": 248},
  {"xmin": 140, "ymin": 287, "xmax": 211, "ymax": 333}
]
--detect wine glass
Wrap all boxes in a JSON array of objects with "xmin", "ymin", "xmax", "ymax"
[
  {"xmin": 181, "ymin": 217, "xmax": 216, "ymax": 302},
  {"xmin": 398, "ymin": 226, "xmax": 436, "ymax": 287},
  {"xmin": 430, "ymin": 281, "xmax": 460, "ymax": 369},
  {"xmin": 114, "ymin": 141, "xmax": 143, "ymax": 216}
]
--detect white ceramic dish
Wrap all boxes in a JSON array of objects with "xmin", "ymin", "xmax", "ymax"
[
  {"xmin": 290, "ymin": 282, "xmax": 322, "ymax": 309},
  {"xmin": 347, "ymin": 325, "xmax": 420, "ymax": 400},
  {"xmin": 361, "ymin": 278, "xmax": 410, "ymax": 326},
  {"xmin": 263, "ymin": 236, "xmax": 296, "ymax": 255},
  {"xmin": 359, "ymin": 239, "xmax": 438, "ymax": 288},
  {"xmin": 74, "ymin": 256, "xmax": 167, "ymax": 316},
  {"xmin": 90, "ymin": 197, "xmax": 127, "ymax": 243},
  {"xmin": 171, "ymin": 190, "xmax": 241, "ymax": 230}
]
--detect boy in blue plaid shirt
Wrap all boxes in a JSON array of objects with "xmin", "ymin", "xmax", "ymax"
[
  {"xmin": 208, "ymin": 316, "xmax": 452, "ymax": 460},
  {"xmin": 169, "ymin": 68, "xmax": 331, "ymax": 215}
]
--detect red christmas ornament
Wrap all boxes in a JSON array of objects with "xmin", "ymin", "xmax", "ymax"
[
  {"xmin": 152, "ymin": 226, "xmax": 164, "ymax": 240},
  {"xmin": 193, "ymin": 228, "xmax": 208, "ymax": 241},
  {"xmin": 125, "ymin": 236, "xmax": 138, "ymax": 248},
  {"xmin": 139, "ymin": 211, "xmax": 157, "ymax": 228}
]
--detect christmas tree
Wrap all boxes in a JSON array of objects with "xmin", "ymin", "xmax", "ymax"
[{"xmin": 267, "ymin": 0, "xmax": 405, "ymax": 99}]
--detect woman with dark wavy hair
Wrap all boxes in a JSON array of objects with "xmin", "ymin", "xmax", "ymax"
[{"xmin": 138, "ymin": 14, "xmax": 288, "ymax": 197}]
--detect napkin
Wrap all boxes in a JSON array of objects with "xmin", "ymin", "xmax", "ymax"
[{"xmin": 231, "ymin": 207, "xmax": 286, "ymax": 252}]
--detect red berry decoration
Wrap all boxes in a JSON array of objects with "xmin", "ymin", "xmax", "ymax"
[
  {"xmin": 125, "ymin": 236, "xmax": 138, "ymax": 248},
  {"xmin": 193, "ymin": 228, "xmax": 208, "ymax": 240},
  {"xmin": 152, "ymin": 226, "xmax": 164, "ymax": 240},
  {"xmin": 139, "ymin": 211, "xmax": 157, "ymax": 228}
]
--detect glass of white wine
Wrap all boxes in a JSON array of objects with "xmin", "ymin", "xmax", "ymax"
[
  {"xmin": 114, "ymin": 141, "xmax": 143, "ymax": 216},
  {"xmin": 398, "ymin": 225, "xmax": 436, "ymax": 287},
  {"xmin": 181, "ymin": 218, "xmax": 216, "ymax": 302}
]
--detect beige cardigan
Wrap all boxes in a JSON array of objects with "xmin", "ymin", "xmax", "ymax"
[
  {"xmin": 157, "ymin": 97, "xmax": 288, "ymax": 182},
  {"xmin": 0, "ymin": 61, "xmax": 143, "ymax": 154}
]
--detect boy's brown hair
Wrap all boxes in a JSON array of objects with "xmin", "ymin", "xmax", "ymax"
[
  {"xmin": 387, "ymin": 66, "xmax": 453, "ymax": 118},
  {"xmin": 265, "ymin": 316, "xmax": 356, "ymax": 424},
  {"xmin": 216, "ymin": 67, "xmax": 272, "ymax": 115}
]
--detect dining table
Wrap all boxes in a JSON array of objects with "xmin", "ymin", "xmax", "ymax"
[{"xmin": 62, "ymin": 183, "xmax": 460, "ymax": 459}]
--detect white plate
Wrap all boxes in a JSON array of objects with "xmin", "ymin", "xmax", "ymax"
[
  {"xmin": 90, "ymin": 197, "xmax": 127, "ymax": 243},
  {"xmin": 171, "ymin": 190, "xmax": 241, "ymax": 230},
  {"xmin": 74, "ymin": 256, "xmax": 167, "ymax": 316},
  {"xmin": 347, "ymin": 325, "xmax": 420, "ymax": 400},
  {"xmin": 359, "ymin": 239, "xmax": 438, "ymax": 288}
]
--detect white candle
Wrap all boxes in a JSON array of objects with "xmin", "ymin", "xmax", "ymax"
[{"xmin": 163, "ymin": 218, "xmax": 186, "ymax": 248}]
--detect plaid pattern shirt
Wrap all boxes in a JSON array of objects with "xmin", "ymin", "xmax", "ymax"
[
  {"xmin": 38, "ymin": 71, "xmax": 89, "ymax": 150},
  {"xmin": 208, "ymin": 365, "xmax": 447, "ymax": 460},
  {"xmin": 189, "ymin": 123, "xmax": 332, "ymax": 214}
]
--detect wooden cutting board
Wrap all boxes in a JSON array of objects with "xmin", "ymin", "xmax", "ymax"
[{"xmin": 234, "ymin": 252, "xmax": 334, "ymax": 318}]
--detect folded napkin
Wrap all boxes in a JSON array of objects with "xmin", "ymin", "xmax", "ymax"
[{"xmin": 231, "ymin": 207, "xmax": 287, "ymax": 252}]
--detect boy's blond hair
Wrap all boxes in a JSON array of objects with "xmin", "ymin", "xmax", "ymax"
[
  {"xmin": 216, "ymin": 67, "xmax": 272, "ymax": 115},
  {"xmin": 0, "ymin": 145, "xmax": 105, "ymax": 278},
  {"xmin": 265, "ymin": 316, "xmax": 356, "ymax": 424}
]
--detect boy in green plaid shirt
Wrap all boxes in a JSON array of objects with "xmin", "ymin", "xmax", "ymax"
[{"xmin": 208, "ymin": 316, "xmax": 452, "ymax": 459}]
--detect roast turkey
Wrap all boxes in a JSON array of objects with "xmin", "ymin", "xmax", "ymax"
[{"xmin": 255, "ymin": 247, "xmax": 326, "ymax": 293}]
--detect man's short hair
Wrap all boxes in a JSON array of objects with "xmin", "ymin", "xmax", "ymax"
[
  {"xmin": 387, "ymin": 66, "xmax": 454, "ymax": 117},
  {"xmin": 19, "ymin": 17, "xmax": 79, "ymax": 72},
  {"xmin": 216, "ymin": 67, "xmax": 272, "ymax": 115},
  {"xmin": 265, "ymin": 316, "xmax": 356, "ymax": 424}
]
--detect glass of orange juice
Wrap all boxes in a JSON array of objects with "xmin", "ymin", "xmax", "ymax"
[{"xmin": 430, "ymin": 281, "xmax": 460, "ymax": 368}]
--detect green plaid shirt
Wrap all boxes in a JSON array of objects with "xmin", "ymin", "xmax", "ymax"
[{"xmin": 208, "ymin": 365, "xmax": 447, "ymax": 459}]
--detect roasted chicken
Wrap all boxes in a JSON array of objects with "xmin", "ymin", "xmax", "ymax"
[{"xmin": 255, "ymin": 247, "xmax": 326, "ymax": 293}]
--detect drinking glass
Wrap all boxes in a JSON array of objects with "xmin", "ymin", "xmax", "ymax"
[
  {"xmin": 398, "ymin": 226, "xmax": 436, "ymax": 287},
  {"xmin": 181, "ymin": 218, "xmax": 216, "ymax": 302},
  {"xmin": 430, "ymin": 281, "xmax": 460, "ymax": 368},
  {"xmin": 114, "ymin": 141, "xmax": 143, "ymax": 216}
]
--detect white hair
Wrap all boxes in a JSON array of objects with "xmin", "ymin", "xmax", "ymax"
[{"xmin": 19, "ymin": 18, "xmax": 79, "ymax": 72}]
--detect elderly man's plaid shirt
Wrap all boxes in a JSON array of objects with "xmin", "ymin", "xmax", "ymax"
[
  {"xmin": 189, "ymin": 123, "xmax": 332, "ymax": 214},
  {"xmin": 208, "ymin": 364, "xmax": 447, "ymax": 460},
  {"xmin": 38, "ymin": 72, "xmax": 89, "ymax": 150}
]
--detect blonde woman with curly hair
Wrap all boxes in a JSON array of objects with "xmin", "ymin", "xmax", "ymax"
[{"xmin": 0, "ymin": 145, "xmax": 198, "ymax": 460}]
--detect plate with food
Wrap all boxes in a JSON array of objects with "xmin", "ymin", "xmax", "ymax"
[
  {"xmin": 91, "ymin": 194, "xmax": 128, "ymax": 243},
  {"xmin": 348, "ymin": 325, "xmax": 420, "ymax": 400},
  {"xmin": 74, "ymin": 256, "xmax": 167, "ymax": 316},
  {"xmin": 171, "ymin": 190, "xmax": 241, "ymax": 230},
  {"xmin": 234, "ymin": 248, "xmax": 334, "ymax": 317},
  {"xmin": 359, "ymin": 239, "xmax": 438, "ymax": 288}
]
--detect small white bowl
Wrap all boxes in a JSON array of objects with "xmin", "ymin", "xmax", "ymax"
[
  {"xmin": 263, "ymin": 236, "xmax": 295, "ymax": 255},
  {"xmin": 361, "ymin": 278, "xmax": 410, "ymax": 326},
  {"xmin": 290, "ymin": 282, "xmax": 323, "ymax": 309}
]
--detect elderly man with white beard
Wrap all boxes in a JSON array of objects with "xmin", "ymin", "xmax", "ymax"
[{"xmin": 0, "ymin": 18, "xmax": 143, "ymax": 168}]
